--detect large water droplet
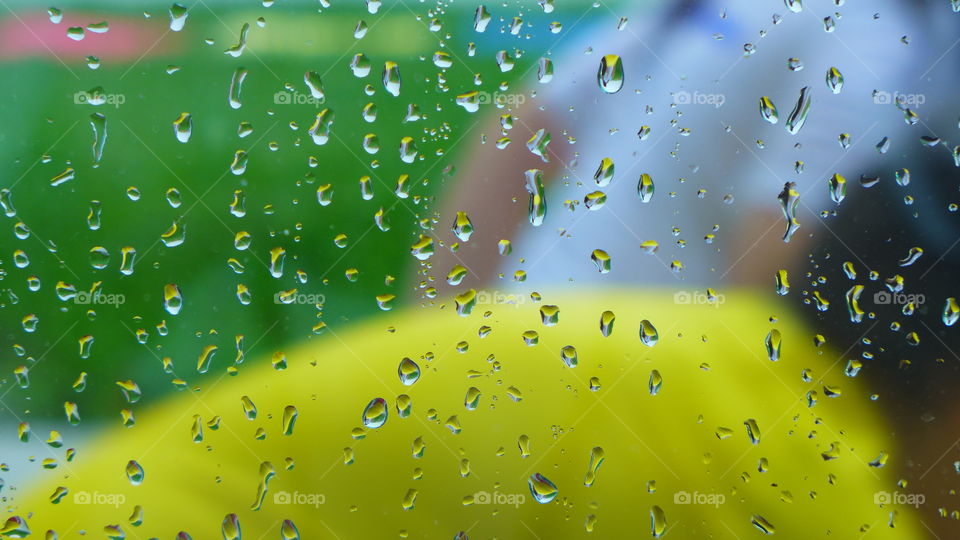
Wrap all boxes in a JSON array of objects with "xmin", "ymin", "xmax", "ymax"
[
  {"xmin": 597, "ymin": 54, "xmax": 624, "ymax": 94},
  {"xmin": 528, "ymin": 473, "xmax": 558, "ymax": 504},
  {"xmin": 362, "ymin": 397, "xmax": 388, "ymax": 428},
  {"xmin": 639, "ymin": 319, "xmax": 659, "ymax": 347},
  {"xmin": 398, "ymin": 358, "xmax": 421, "ymax": 386}
]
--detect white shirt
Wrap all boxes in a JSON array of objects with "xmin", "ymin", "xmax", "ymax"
[{"xmin": 502, "ymin": 0, "xmax": 951, "ymax": 292}]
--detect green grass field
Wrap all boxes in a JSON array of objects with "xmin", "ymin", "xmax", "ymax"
[{"xmin": 0, "ymin": 1, "xmax": 614, "ymax": 418}]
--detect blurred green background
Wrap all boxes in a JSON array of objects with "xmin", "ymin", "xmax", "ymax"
[{"xmin": 0, "ymin": 0, "xmax": 629, "ymax": 421}]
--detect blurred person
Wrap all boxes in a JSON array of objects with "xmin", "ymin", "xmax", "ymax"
[{"xmin": 432, "ymin": 0, "xmax": 955, "ymax": 293}]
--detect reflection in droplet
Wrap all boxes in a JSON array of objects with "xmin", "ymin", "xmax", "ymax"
[
  {"xmin": 222, "ymin": 514, "xmax": 241, "ymax": 540},
  {"xmin": 639, "ymin": 320, "xmax": 659, "ymax": 347},
  {"xmin": 362, "ymin": 397, "xmax": 388, "ymax": 428},
  {"xmin": 778, "ymin": 182, "xmax": 801, "ymax": 242},
  {"xmin": 172, "ymin": 112, "xmax": 192, "ymax": 143},
  {"xmin": 765, "ymin": 329, "xmax": 782, "ymax": 361},
  {"xmin": 944, "ymin": 298, "xmax": 959, "ymax": 327},
  {"xmin": 281, "ymin": 405, "xmax": 298, "ymax": 436},
  {"xmin": 560, "ymin": 345, "xmax": 578, "ymax": 368},
  {"xmin": 90, "ymin": 113, "xmax": 107, "ymax": 166},
  {"xmin": 785, "ymin": 86, "xmax": 812, "ymax": 134},
  {"xmin": 398, "ymin": 358, "xmax": 421, "ymax": 386},
  {"xmin": 597, "ymin": 54, "xmax": 624, "ymax": 94},
  {"xmin": 125, "ymin": 460, "xmax": 144, "ymax": 486},
  {"xmin": 637, "ymin": 173, "xmax": 655, "ymax": 203},
  {"xmin": 583, "ymin": 447, "xmax": 605, "ymax": 487},
  {"xmin": 826, "ymin": 67, "xmax": 844, "ymax": 94},
  {"xmin": 169, "ymin": 3, "xmax": 188, "ymax": 31},
  {"xmin": 600, "ymin": 310, "xmax": 615, "ymax": 337},
  {"xmin": 382, "ymin": 61, "xmax": 402, "ymax": 96},
  {"xmin": 528, "ymin": 473, "xmax": 558, "ymax": 504},
  {"xmin": 163, "ymin": 283, "xmax": 182, "ymax": 315},
  {"xmin": 759, "ymin": 96, "xmax": 779, "ymax": 124},
  {"xmin": 197, "ymin": 344, "xmax": 218, "ymax": 374},
  {"xmin": 651, "ymin": 505, "xmax": 667, "ymax": 538},
  {"xmin": 524, "ymin": 169, "xmax": 547, "ymax": 226},
  {"xmin": 228, "ymin": 68, "xmax": 248, "ymax": 110}
]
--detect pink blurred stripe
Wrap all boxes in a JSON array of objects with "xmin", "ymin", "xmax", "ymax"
[{"xmin": 0, "ymin": 11, "xmax": 180, "ymax": 60}]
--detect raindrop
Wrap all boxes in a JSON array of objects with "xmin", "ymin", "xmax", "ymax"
[
  {"xmin": 826, "ymin": 67, "xmax": 844, "ymax": 93},
  {"xmin": 597, "ymin": 55, "xmax": 624, "ymax": 94},
  {"xmin": 90, "ymin": 113, "xmax": 107, "ymax": 166},
  {"xmin": 228, "ymin": 68, "xmax": 248, "ymax": 109},
  {"xmin": 362, "ymin": 397, "xmax": 388, "ymax": 428},
  {"xmin": 637, "ymin": 173, "xmax": 655, "ymax": 202},
  {"xmin": 398, "ymin": 358, "xmax": 421, "ymax": 386},
  {"xmin": 172, "ymin": 112, "xmax": 192, "ymax": 143},
  {"xmin": 759, "ymin": 97, "xmax": 779, "ymax": 124},
  {"xmin": 560, "ymin": 345, "xmax": 577, "ymax": 368},
  {"xmin": 169, "ymin": 3, "xmax": 188, "ymax": 31},
  {"xmin": 125, "ymin": 460, "xmax": 144, "ymax": 485},
  {"xmin": 765, "ymin": 329, "xmax": 782, "ymax": 361},
  {"xmin": 777, "ymin": 182, "xmax": 801, "ymax": 242},
  {"xmin": 528, "ymin": 473, "xmax": 558, "ymax": 504},
  {"xmin": 785, "ymin": 86, "xmax": 812, "ymax": 134},
  {"xmin": 382, "ymin": 61, "xmax": 402, "ymax": 96},
  {"xmin": 524, "ymin": 169, "xmax": 547, "ymax": 226},
  {"xmin": 639, "ymin": 319, "xmax": 659, "ymax": 347}
]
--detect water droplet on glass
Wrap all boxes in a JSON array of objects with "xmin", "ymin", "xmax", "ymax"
[
  {"xmin": 597, "ymin": 54, "xmax": 624, "ymax": 94},
  {"xmin": 560, "ymin": 345, "xmax": 578, "ymax": 368},
  {"xmin": 281, "ymin": 405, "xmax": 298, "ymax": 436},
  {"xmin": 362, "ymin": 397, "xmax": 388, "ymax": 428},
  {"xmin": 777, "ymin": 182, "xmax": 801, "ymax": 242},
  {"xmin": 785, "ymin": 86, "xmax": 812, "ymax": 134},
  {"xmin": 169, "ymin": 3, "xmax": 188, "ymax": 31},
  {"xmin": 172, "ymin": 112, "xmax": 192, "ymax": 143},
  {"xmin": 826, "ymin": 67, "xmax": 844, "ymax": 93},
  {"xmin": 163, "ymin": 283, "xmax": 182, "ymax": 315},
  {"xmin": 637, "ymin": 173, "xmax": 655, "ymax": 202},
  {"xmin": 125, "ymin": 460, "xmax": 144, "ymax": 485},
  {"xmin": 528, "ymin": 473, "xmax": 558, "ymax": 504},
  {"xmin": 650, "ymin": 505, "xmax": 667, "ymax": 538},
  {"xmin": 228, "ymin": 68, "xmax": 248, "ymax": 109},
  {"xmin": 759, "ymin": 96, "xmax": 779, "ymax": 124},
  {"xmin": 382, "ymin": 61, "xmax": 401, "ymax": 96},
  {"xmin": 639, "ymin": 319, "xmax": 659, "ymax": 347},
  {"xmin": 765, "ymin": 329, "xmax": 782, "ymax": 361},
  {"xmin": 398, "ymin": 358, "xmax": 421, "ymax": 386}
]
